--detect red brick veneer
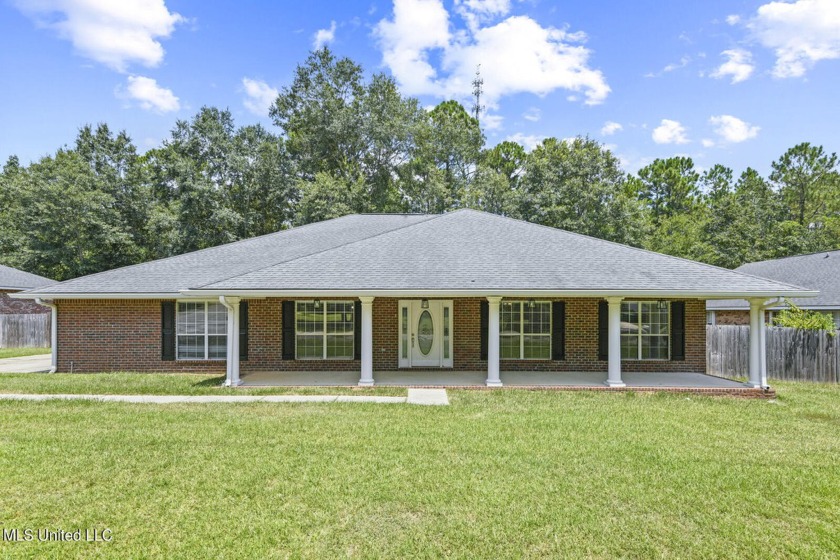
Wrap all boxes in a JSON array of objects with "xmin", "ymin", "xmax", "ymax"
[
  {"xmin": 55, "ymin": 297, "xmax": 707, "ymax": 374},
  {"xmin": 0, "ymin": 290, "xmax": 50, "ymax": 314}
]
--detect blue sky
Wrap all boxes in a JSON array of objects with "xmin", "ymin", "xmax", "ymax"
[{"xmin": 1, "ymin": 0, "xmax": 838, "ymax": 175}]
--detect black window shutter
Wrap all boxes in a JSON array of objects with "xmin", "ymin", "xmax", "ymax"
[
  {"xmin": 239, "ymin": 301, "xmax": 249, "ymax": 361},
  {"xmin": 161, "ymin": 301, "xmax": 176, "ymax": 361},
  {"xmin": 282, "ymin": 300, "xmax": 296, "ymax": 360},
  {"xmin": 671, "ymin": 301, "xmax": 686, "ymax": 361},
  {"xmin": 354, "ymin": 300, "xmax": 362, "ymax": 360},
  {"xmin": 552, "ymin": 301, "xmax": 566, "ymax": 360},
  {"xmin": 597, "ymin": 300, "xmax": 609, "ymax": 361},
  {"xmin": 479, "ymin": 301, "xmax": 489, "ymax": 360}
]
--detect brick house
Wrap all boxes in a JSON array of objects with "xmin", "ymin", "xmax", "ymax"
[
  {"xmin": 0, "ymin": 264, "xmax": 53, "ymax": 314},
  {"xmin": 707, "ymin": 251, "xmax": 839, "ymax": 327},
  {"xmin": 14, "ymin": 210, "xmax": 814, "ymax": 388}
]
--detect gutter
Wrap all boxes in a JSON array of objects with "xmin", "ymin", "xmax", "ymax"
[{"xmin": 35, "ymin": 298, "xmax": 57, "ymax": 373}]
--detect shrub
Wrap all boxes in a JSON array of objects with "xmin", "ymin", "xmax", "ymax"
[{"xmin": 772, "ymin": 300, "xmax": 837, "ymax": 335}]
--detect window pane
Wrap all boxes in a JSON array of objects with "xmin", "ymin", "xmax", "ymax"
[
  {"xmin": 500, "ymin": 335, "xmax": 519, "ymax": 359},
  {"xmin": 208, "ymin": 335, "xmax": 227, "ymax": 359},
  {"xmin": 177, "ymin": 335, "xmax": 204, "ymax": 359},
  {"xmin": 207, "ymin": 302, "xmax": 228, "ymax": 335},
  {"xmin": 524, "ymin": 302, "xmax": 551, "ymax": 334},
  {"xmin": 296, "ymin": 335, "xmax": 323, "ymax": 359},
  {"xmin": 326, "ymin": 334, "xmax": 354, "ymax": 359},
  {"xmin": 500, "ymin": 302, "xmax": 520, "ymax": 335},
  {"xmin": 401, "ymin": 306, "xmax": 408, "ymax": 359},
  {"xmin": 443, "ymin": 306, "xmax": 450, "ymax": 360},
  {"xmin": 326, "ymin": 302, "xmax": 354, "ymax": 334},
  {"xmin": 620, "ymin": 334, "xmax": 638, "ymax": 359},
  {"xmin": 523, "ymin": 335, "xmax": 550, "ymax": 359},
  {"xmin": 642, "ymin": 336, "xmax": 669, "ymax": 359},
  {"xmin": 177, "ymin": 302, "xmax": 205, "ymax": 335},
  {"xmin": 296, "ymin": 302, "xmax": 323, "ymax": 334}
]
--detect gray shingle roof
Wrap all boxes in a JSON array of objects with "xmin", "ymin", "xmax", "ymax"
[
  {"xmin": 0, "ymin": 264, "xmax": 53, "ymax": 290},
  {"xmin": 21, "ymin": 210, "xmax": 814, "ymax": 298},
  {"xmin": 30, "ymin": 214, "xmax": 435, "ymax": 295},
  {"xmin": 707, "ymin": 250, "xmax": 840, "ymax": 310}
]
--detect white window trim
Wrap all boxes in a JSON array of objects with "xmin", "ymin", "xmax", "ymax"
[
  {"xmin": 500, "ymin": 300, "xmax": 552, "ymax": 361},
  {"xmin": 175, "ymin": 300, "xmax": 227, "ymax": 361},
  {"xmin": 295, "ymin": 300, "xmax": 355, "ymax": 361},
  {"xmin": 621, "ymin": 301, "xmax": 670, "ymax": 361}
]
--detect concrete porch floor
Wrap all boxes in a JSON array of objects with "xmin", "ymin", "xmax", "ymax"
[{"xmin": 240, "ymin": 370, "xmax": 748, "ymax": 389}]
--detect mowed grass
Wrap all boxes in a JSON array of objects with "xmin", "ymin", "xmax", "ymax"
[
  {"xmin": 0, "ymin": 347, "xmax": 50, "ymax": 359},
  {"xmin": 0, "ymin": 383, "xmax": 838, "ymax": 559},
  {"xmin": 0, "ymin": 372, "xmax": 404, "ymax": 396}
]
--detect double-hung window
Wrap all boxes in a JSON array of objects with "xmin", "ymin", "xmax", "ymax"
[
  {"xmin": 176, "ymin": 301, "xmax": 227, "ymax": 360},
  {"xmin": 296, "ymin": 301, "xmax": 355, "ymax": 360},
  {"xmin": 620, "ymin": 302, "xmax": 669, "ymax": 360},
  {"xmin": 500, "ymin": 301, "xmax": 551, "ymax": 359}
]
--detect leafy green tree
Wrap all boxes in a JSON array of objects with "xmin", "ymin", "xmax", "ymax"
[
  {"xmin": 770, "ymin": 142, "xmax": 839, "ymax": 227},
  {"xmin": 773, "ymin": 300, "xmax": 837, "ymax": 335},
  {"xmin": 519, "ymin": 137, "xmax": 648, "ymax": 245},
  {"xmin": 4, "ymin": 150, "xmax": 138, "ymax": 280},
  {"xmin": 631, "ymin": 157, "xmax": 700, "ymax": 223},
  {"xmin": 295, "ymin": 172, "xmax": 362, "ymax": 224},
  {"xmin": 464, "ymin": 165, "xmax": 520, "ymax": 216}
]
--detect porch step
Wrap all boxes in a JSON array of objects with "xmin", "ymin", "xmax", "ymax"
[{"xmin": 407, "ymin": 388, "xmax": 449, "ymax": 406}]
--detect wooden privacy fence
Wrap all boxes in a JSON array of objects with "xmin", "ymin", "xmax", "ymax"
[
  {"xmin": 0, "ymin": 314, "xmax": 51, "ymax": 348},
  {"xmin": 707, "ymin": 325, "xmax": 839, "ymax": 383}
]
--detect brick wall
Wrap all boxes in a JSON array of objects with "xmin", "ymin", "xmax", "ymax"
[
  {"xmin": 55, "ymin": 297, "xmax": 706, "ymax": 374},
  {"xmin": 711, "ymin": 310, "xmax": 774, "ymax": 326},
  {"xmin": 0, "ymin": 290, "xmax": 50, "ymax": 314}
]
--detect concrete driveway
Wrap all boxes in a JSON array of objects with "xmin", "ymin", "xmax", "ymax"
[{"xmin": 0, "ymin": 354, "xmax": 52, "ymax": 373}]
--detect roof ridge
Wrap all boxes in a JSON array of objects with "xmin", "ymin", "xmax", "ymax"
[
  {"xmin": 192, "ymin": 213, "xmax": 446, "ymax": 289},
  {"xmin": 740, "ymin": 248, "xmax": 840, "ymax": 266},
  {"xmin": 30, "ymin": 214, "xmax": 365, "ymax": 292},
  {"xmin": 465, "ymin": 209, "xmax": 810, "ymax": 293}
]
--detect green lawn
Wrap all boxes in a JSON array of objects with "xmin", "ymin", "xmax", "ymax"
[
  {"xmin": 0, "ymin": 372, "xmax": 404, "ymax": 396},
  {"xmin": 0, "ymin": 381, "xmax": 838, "ymax": 559},
  {"xmin": 0, "ymin": 347, "xmax": 50, "ymax": 359}
]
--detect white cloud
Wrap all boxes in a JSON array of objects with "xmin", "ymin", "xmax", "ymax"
[
  {"xmin": 709, "ymin": 115, "xmax": 760, "ymax": 143},
  {"xmin": 663, "ymin": 55, "xmax": 691, "ymax": 73},
  {"xmin": 505, "ymin": 133, "xmax": 544, "ymax": 152},
  {"xmin": 375, "ymin": 0, "xmax": 610, "ymax": 107},
  {"xmin": 710, "ymin": 49, "xmax": 755, "ymax": 83},
  {"xmin": 14, "ymin": 0, "xmax": 183, "ymax": 72},
  {"xmin": 118, "ymin": 75, "xmax": 180, "ymax": 112},
  {"xmin": 600, "ymin": 121, "xmax": 623, "ymax": 136},
  {"xmin": 455, "ymin": 0, "xmax": 511, "ymax": 31},
  {"xmin": 522, "ymin": 107, "xmax": 541, "ymax": 122},
  {"xmin": 242, "ymin": 78, "xmax": 279, "ymax": 117},
  {"xmin": 747, "ymin": 0, "xmax": 840, "ymax": 78},
  {"xmin": 701, "ymin": 138, "xmax": 716, "ymax": 148},
  {"xmin": 313, "ymin": 20, "xmax": 337, "ymax": 49},
  {"xmin": 726, "ymin": 14, "xmax": 741, "ymax": 25},
  {"xmin": 652, "ymin": 119, "xmax": 689, "ymax": 144},
  {"xmin": 482, "ymin": 113, "xmax": 504, "ymax": 130}
]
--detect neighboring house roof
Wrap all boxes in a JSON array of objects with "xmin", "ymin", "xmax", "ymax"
[
  {"xmin": 17, "ymin": 210, "xmax": 815, "ymax": 299},
  {"xmin": 708, "ymin": 250, "xmax": 840, "ymax": 311},
  {"xmin": 0, "ymin": 264, "xmax": 53, "ymax": 290}
]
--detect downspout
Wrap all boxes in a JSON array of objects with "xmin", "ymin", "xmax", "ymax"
[{"xmin": 35, "ymin": 298, "xmax": 57, "ymax": 373}]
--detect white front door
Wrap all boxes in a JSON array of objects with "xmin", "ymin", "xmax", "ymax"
[{"xmin": 398, "ymin": 300, "xmax": 453, "ymax": 368}]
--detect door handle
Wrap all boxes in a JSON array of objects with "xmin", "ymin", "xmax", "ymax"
[{"xmin": 411, "ymin": 334, "xmax": 415, "ymax": 348}]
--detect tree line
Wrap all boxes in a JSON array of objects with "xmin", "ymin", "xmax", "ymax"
[{"xmin": 1, "ymin": 48, "xmax": 838, "ymax": 281}]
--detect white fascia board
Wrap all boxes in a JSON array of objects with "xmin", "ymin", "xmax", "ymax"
[{"xmin": 179, "ymin": 288, "xmax": 820, "ymax": 299}]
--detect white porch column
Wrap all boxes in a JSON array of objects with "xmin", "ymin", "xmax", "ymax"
[
  {"xmin": 486, "ymin": 296, "xmax": 503, "ymax": 387},
  {"xmin": 748, "ymin": 298, "xmax": 763, "ymax": 388},
  {"xmin": 36, "ymin": 298, "xmax": 57, "ymax": 373},
  {"xmin": 759, "ymin": 308, "xmax": 768, "ymax": 388},
  {"xmin": 606, "ymin": 297, "xmax": 625, "ymax": 387},
  {"xmin": 359, "ymin": 297, "xmax": 375, "ymax": 386},
  {"xmin": 220, "ymin": 296, "xmax": 241, "ymax": 387}
]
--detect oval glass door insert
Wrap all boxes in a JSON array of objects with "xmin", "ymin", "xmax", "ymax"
[{"xmin": 417, "ymin": 310, "xmax": 434, "ymax": 355}]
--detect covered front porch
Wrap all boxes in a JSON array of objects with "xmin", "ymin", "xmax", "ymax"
[{"xmin": 239, "ymin": 369, "xmax": 752, "ymax": 391}]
